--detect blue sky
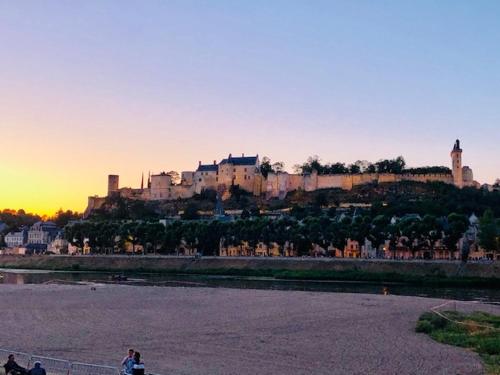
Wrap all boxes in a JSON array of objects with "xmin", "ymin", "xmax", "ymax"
[{"xmin": 1, "ymin": 0, "xmax": 499, "ymax": 213}]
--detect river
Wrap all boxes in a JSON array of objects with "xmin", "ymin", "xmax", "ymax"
[{"xmin": 1, "ymin": 268, "xmax": 499, "ymax": 304}]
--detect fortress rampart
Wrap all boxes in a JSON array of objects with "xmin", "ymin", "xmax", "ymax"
[
  {"xmin": 264, "ymin": 172, "xmax": 454, "ymax": 198},
  {"xmin": 84, "ymin": 140, "xmax": 478, "ymax": 217}
]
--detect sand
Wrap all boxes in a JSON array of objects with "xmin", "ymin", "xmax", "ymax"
[{"xmin": 0, "ymin": 284, "xmax": 497, "ymax": 375}]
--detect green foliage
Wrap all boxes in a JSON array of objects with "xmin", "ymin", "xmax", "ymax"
[
  {"xmin": 260, "ymin": 156, "xmax": 273, "ymax": 178},
  {"xmin": 479, "ymin": 209, "xmax": 499, "ymax": 251},
  {"xmin": 260, "ymin": 156, "xmax": 285, "ymax": 178},
  {"xmin": 181, "ymin": 203, "xmax": 200, "ymax": 220},
  {"xmin": 297, "ymin": 156, "xmax": 407, "ymax": 175},
  {"xmin": 51, "ymin": 209, "xmax": 81, "ymax": 227},
  {"xmin": 0, "ymin": 209, "xmax": 42, "ymax": 232},
  {"xmin": 403, "ymin": 166, "xmax": 451, "ymax": 174},
  {"xmin": 415, "ymin": 320, "xmax": 434, "ymax": 333},
  {"xmin": 417, "ymin": 311, "xmax": 500, "ymax": 374}
]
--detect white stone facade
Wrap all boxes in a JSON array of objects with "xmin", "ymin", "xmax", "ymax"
[{"xmin": 86, "ymin": 140, "xmax": 478, "ymax": 215}]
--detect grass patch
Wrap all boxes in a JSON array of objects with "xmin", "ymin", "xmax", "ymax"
[{"xmin": 416, "ymin": 310, "xmax": 500, "ymax": 374}]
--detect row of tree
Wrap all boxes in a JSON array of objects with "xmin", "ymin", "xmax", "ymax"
[
  {"xmin": 260, "ymin": 155, "xmax": 451, "ymax": 176},
  {"xmin": 64, "ymin": 209, "xmax": 499, "ymax": 257},
  {"xmin": 0, "ymin": 209, "xmax": 80, "ymax": 233}
]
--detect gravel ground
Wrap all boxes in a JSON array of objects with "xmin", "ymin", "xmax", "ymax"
[{"xmin": 0, "ymin": 284, "xmax": 497, "ymax": 375}]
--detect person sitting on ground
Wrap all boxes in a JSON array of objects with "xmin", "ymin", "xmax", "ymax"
[
  {"xmin": 3, "ymin": 354, "xmax": 28, "ymax": 375},
  {"xmin": 28, "ymin": 361, "xmax": 46, "ymax": 375},
  {"xmin": 131, "ymin": 352, "xmax": 145, "ymax": 375},
  {"xmin": 121, "ymin": 348, "xmax": 135, "ymax": 375}
]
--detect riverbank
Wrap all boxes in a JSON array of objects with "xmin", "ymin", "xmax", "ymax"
[
  {"xmin": 1, "ymin": 284, "xmax": 499, "ymax": 375},
  {"xmin": 0, "ymin": 255, "xmax": 499, "ymax": 287}
]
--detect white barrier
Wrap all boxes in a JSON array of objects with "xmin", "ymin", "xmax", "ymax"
[
  {"xmin": 71, "ymin": 362, "xmax": 120, "ymax": 375},
  {"xmin": 0, "ymin": 349, "xmax": 32, "ymax": 369},
  {"xmin": 29, "ymin": 355, "xmax": 71, "ymax": 375},
  {"xmin": 430, "ymin": 300, "xmax": 500, "ymax": 332},
  {"xmin": 0, "ymin": 350, "xmax": 135, "ymax": 375}
]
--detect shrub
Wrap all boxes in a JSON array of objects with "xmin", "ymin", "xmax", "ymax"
[
  {"xmin": 416, "ymin": 320, "xmax": 433, "ymax": 334},
  {"xmin": 477, "ymin": 337, "xmax": 500, "ymax": 355}
]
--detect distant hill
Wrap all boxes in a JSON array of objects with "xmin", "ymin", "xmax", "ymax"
[{"xmin": 86, "ymin": 181, "xmax": 500, "ymax": 220}]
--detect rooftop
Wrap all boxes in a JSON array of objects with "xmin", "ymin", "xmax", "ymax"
[
  {"xmin": 196, "ymin": 164, "xmax": 218, "ymax": 172},
  {"xmin": 219, "ymin": 155, "xmax": 258, "ymax": 166}
]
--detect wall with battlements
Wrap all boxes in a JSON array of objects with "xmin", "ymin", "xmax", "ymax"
[
  {"xmin": 85, "ymin": 141, "xmax": 478, "ymax": 215},
  {"xmin": 263, "ymin": 171, "xmax": 454, "ymax": 198}
]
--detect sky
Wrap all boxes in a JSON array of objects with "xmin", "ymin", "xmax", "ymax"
[{"xmin": 1, "ymin": 0, "xmax": 499, "ymax": 215}]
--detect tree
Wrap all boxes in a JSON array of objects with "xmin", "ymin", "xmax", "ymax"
[
  {"xmin": 52, "ymin": 209, "xmax": 81, "ymax": 227},
  {"xmin": 444, "ymin": 213, "xmax": 468, "ymax": 252},
  {"xmin": 260, "ymin": 157, "xmax": 273, "ymax": 178},
  {"xmin": 348, "ymin": 164, "xmax": 361, "ymax": 174},
  {"xmin": 375, "ymin": 157, "xmax": 406, "ymax": 174},
  {"xmin": 260, "ymin": 157, "xmax": 285, "ymax": 177},
  {"xmin": 272, "ymin": 161, "xmax": 285, "ymax": 173},
  {"xmin": 314, "ymin": 192, "xmax": 328, "ymax": 208},
  {"xmin": 327, "ymin": 163, "xmax": 349, "ymax": 174},
  {"xmin": 182, "ymin": 203, "xmax": 200, "ymax": 220},
  {"xmin": 167, "ymin": 171, "xmax": 181, "ymax": 185},
  {"xmin": 241, "ymin": 209, "xmax": 250, "ymax": 220},
  {"xmin": 479, "ymin": 209, "xmax": 498, "ymax": 252}
]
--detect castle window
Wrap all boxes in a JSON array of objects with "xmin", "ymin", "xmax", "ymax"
[{"xmin": 244, "ymin": 168, "xmax": 247, "ymax": 172}]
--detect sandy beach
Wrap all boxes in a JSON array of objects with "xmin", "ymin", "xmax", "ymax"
[{"xmin": 0, "ymin": 284, "xmax": 497, "ymax": 375}]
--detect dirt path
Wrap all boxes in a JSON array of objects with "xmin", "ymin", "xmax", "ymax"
[{"xmin": 0, "ymin": 284, "xmax": 497, "ymax": 374}]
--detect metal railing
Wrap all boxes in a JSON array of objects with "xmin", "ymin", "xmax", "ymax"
[{"xmin": 0, "ymin": 349, "xmax": 126, "ymax": 375}]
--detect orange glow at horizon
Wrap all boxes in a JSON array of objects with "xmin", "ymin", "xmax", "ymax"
[{"xmin": 1, "ymin": 1, "xmax": 500, "ymax": 218}]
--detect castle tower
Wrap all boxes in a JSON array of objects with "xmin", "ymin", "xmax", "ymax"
[
  {"xmin": 451, "ymin": 139, "xmax": 463, "ymax": 188},
  {"xmin": 108, "ymin": 175, "xmax": 119, "ymax": 196}
]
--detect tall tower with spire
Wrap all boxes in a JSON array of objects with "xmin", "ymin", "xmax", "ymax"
[{"xmin": 451, "ymin": 139, "xmax": 463, "ymax": 188}]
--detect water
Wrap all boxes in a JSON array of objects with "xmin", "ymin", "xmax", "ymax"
[{"xmin": 1, "ymin": 269, "xmax": 499, "ymax": 304}]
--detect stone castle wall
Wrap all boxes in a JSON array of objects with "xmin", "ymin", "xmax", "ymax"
[
  {"xmin": 92, "ymin": 171, "xmax": 455, "ymax": 208},
  {"xmin": 263, "ymin": 172, "xmax": 453, "ymax": 198}
]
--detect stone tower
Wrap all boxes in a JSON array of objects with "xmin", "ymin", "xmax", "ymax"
[
  {"xmin": 450, "ymin": 139, "xmax": 463, "ymax": 188},
  {"xmin": 108, "ymin": 175, "xmax": 119, "ymax": 196}
]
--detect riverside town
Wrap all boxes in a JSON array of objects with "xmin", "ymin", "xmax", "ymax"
[
  {"xmin": 2, "ymin": 2, "xmax": 500, "ymax": 374},
  {"xmin": 2, "ymin": 140, "xmax": 499, "ymax": 261}
]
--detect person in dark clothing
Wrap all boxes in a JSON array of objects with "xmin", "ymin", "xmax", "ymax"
[
  {"xmin": 131, "ymin": 352, "xmax": 144, "ymax": 375},
  {"xmin": 28, "ymin": 361, "xmax": 46, "ymax": 375},
  {"xmin": 3, "ymin": 354, "xmax": 28, "ymax": 375}
]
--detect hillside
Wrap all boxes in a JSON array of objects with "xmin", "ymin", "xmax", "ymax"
[{"xmin": 87, "ymin": 181, "xmax": 500, "ymax": 220}]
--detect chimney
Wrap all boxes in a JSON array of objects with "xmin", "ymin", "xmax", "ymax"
[
  {"xmin": 228, "ymin": 153, "xmax": 232, "ymax": 159},
  {"xmin": 199, "ymin": 161, "xmax": 201, "ymax": 166},
  {"xmin": 213, "ymin": 160, "xmax": 216, "ymax": 165}
]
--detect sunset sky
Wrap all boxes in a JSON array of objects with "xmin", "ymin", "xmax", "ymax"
[{"xmin": 1, "ymin": 1, "xmax": 499, "ymax": 215}]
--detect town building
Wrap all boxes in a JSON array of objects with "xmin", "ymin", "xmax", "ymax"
[
  {"xmin": 4, "ymin": 228, "xmax": 28, "ymax": 248},
  {"xmin": 28, "ymin": 221, "xmax": 59, "ymax": 245}
]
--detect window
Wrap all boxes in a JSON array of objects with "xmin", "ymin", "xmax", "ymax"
[
  {"xmin": 216, "ymin": 177, "xmax": 218, "ymax": 182},
  {"xmin": 244, "ymin": 168, "xmax": 247, "ymax": 172},
  {"xmin": 233, "ymin": 168, "xmax": 236, "ymax": 172}
]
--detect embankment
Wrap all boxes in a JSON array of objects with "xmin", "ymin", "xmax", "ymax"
[{"xmin": 0, "ymin": 255, "xmax": 499, "ymax": 285}]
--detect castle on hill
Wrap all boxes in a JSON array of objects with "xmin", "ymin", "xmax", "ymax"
[{"xmin": 85, "ymin": 140, "xmax": 478, "ymax": 216}]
